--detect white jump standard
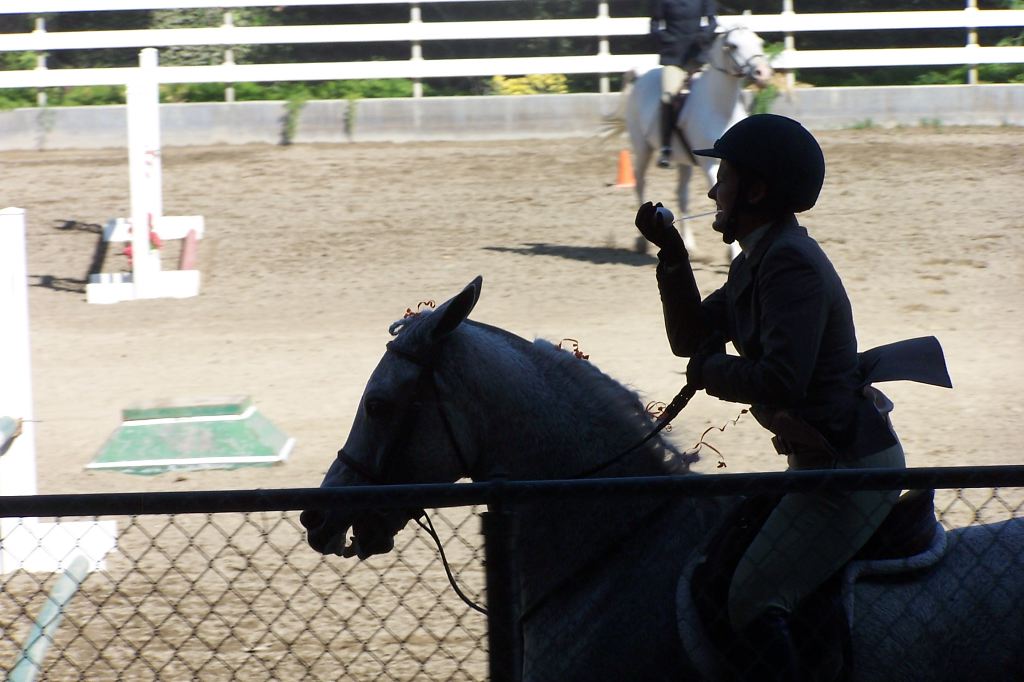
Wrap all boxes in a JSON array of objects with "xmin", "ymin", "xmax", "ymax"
[
  {"xmin": 1, "ymin": 207, "xmax": 117, "ymax": 574},
  {"xmin": 86, "ymin": 48, "xmax": 204, "ymax": 305}
]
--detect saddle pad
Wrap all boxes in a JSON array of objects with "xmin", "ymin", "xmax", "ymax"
[
  {"xmin": 675, "ymin": 521, "xmax": 948, "ymax": 679},
  {"xmin": 840, "ymin": 520, "xmax": 948, "ymax": 625}
]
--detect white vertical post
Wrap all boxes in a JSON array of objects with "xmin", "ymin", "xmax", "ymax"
[
  {"xmin": 87, "ymin": 46, "xmax": 203, "ymax": 305},
  {"xmin": 223, "ymin": 11, "xmax": 236, "ymax": 102},
  {"xmin": 410, "ymin": 2, "xmax": 423, "ymax": 98},
  {"xmin": 966, "ymin": 0, "xmax": 979, "ymax": 85},
  {"xmin": 0, "ymin": 208, "xmax": 38, "ymax": 499},
  {"xmin": 782, "ymin": 0, "xmax": 796, "ymax": 90},
  {"xmin": 126, "ymin": 48, "xmax": 164, "ymax": 299},
  {"xmin": 33, "ymin": 18, "xmax": 47, "ymax": 108},
  {"xmin": 597, "ymin": 1, "xmax": 610, "ymax": 95},
  {"xmin": 0, "ymin": 209, "xmax": 119, "ymax": 573},
  {"xmin": 0, "ymin": 207, "xmax": 42, "ymax": 574}
]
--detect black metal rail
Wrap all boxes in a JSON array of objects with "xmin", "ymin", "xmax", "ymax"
[{"xmin": 2, "ymin": 465, "xmax": 1023, "ymax": 519}]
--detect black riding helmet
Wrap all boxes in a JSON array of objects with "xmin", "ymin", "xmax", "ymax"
[{"xmin": 694, "ymin": 114, "xmax": 825, "ymax": 213}]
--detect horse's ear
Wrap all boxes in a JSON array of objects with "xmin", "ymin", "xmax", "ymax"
[{"xmin": 428, "ymin": 276, "xmax": 483, "ymax": 343}]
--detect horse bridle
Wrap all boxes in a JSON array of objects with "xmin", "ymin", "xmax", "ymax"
[
  {"xmin": 333, "ymin": 325, "xmax": 699, "ymax": 616},
  {"xmin": 710, "ymin": 28, "xmax": 766, "ymax": 81},
  {"xmin": 332, "ymin": 335, "xmax": 490, "ymax": 613},
  {"xmin": 334, "ymin": 339, "xmax": 477, "ymax": 485}
]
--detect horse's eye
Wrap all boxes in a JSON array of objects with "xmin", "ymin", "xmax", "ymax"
[
  {"xmin": 365, "ymin": 398, "xmax": 394, "ymax": 420},
  {"xmin": 724, "ymin": 43, "xmax": 736, "ymax": 50}
]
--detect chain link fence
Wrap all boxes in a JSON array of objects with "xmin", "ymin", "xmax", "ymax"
[
  {"xmin": 0, "ymin": 506, "xmax": 487, "ymax": 681},
  {"xmin": 1, "ymin": 472, "xmax": 1022, "ymax": 680}
]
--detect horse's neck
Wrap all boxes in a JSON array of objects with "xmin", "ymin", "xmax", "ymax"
[
  {"xmin": 514, "ymin": 484, "xmax": 670, "ymax": 618},
  {"xmin": 684, "ymin": 68, "xmax": 746, "ymax": 145},
  {"xmin": 461, "ymin": 335, "xmax": 667, "ymax": 481},
  {"xmin": 515, "ymin": 489, "xmax": 731, "ymax": 624},
  {"xmin": 453, "ymin": 332, "xmax": 699, "ymax": 612}
]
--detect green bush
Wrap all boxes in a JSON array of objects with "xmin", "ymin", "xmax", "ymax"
[
  {"xmin": 1, "ymin": 85, "xmax": 128, "ymax": 108},
  {"xmin": 0, "ymin": 89, "xmax": 36, "ymax": 110},
  {"xmin": 0, "ymin": 52, "xmax": 38, "ymax": 109},
  {"xmin": 53, "ymin": 85, "xmax": 126, "ymax": 106},
  {"xmin": 162, "ymin": 82, "xmax": 227, "ymax": 102}
]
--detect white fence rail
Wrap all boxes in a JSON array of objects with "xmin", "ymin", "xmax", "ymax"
[
  {"xmin": 6, "ymin": 13, "xmax": 1024, "ymax": 51},
  {"xmin": 0, "ymin": 0, "xmax": 495, "ymax": 11},
  {"xmin": 0, "ymin": 3, "xmax": 1022, "ymax": 91}
]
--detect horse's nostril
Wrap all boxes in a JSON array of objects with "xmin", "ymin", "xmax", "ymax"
[{"xmin": 299, "ymin": 509, "xmax": 323, "ymax": 530}]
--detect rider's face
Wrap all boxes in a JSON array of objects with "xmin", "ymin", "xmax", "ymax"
[
  {"xmin": 708, "ymin": 159, "xmax": 770, "ymax": 244},
  {"xmin": 708, "ymin": 159, "xmax": 740, "ymax": 243}
]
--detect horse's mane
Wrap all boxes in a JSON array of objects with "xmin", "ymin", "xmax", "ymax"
[
  {"xmin": 527, "ymin": 336, "xmax": 697, "ymax": 473},
  {"xmin": 389, "ymin": 313, "xmax": 696, "ymax": 474}
]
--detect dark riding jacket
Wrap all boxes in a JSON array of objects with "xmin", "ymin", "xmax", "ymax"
[
  {"xmin": 656, "ymin": 215, "xmax": 897, "ymax": 461},
  {"xmin": 650, "ymin": 0, "xmax": 718, "ymax": 67}
]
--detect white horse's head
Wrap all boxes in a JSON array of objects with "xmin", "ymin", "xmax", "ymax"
[{"xmin": 707, "ymin": 27, "xmax": 773, "ymax": 88}]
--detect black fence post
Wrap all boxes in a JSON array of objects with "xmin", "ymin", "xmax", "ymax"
[{"xmin": 483, "ymin": 474, "xmax": 520, "ymax": 682}]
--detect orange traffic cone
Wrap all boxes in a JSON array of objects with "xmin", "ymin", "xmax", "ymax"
[{"xmin": 614, "ymin": 149, "xmax": 636, "ymax": 188}]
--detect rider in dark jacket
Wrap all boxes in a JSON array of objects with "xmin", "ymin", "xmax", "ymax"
[
  {"xmin": 650, "ymin": 0, "xmax": 718, "ymax": 168},
  {"xmin": 636, "ymin": 114, "xmax": 914, "ymax": 680}
]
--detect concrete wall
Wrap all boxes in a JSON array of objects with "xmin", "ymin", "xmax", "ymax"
[
  {"xmin": 768, "ymin": 83, "xmax": 1024, "ymax": 129},
  {"xmin": 0, "ymin": 84, "xmax": 1021, "ymax": 151}
]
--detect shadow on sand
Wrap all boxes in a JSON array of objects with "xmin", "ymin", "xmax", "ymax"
[
  {"xmin": 484, "ymin": 243, "xmax": 656, "ymax": 267},
  {"xmin": 485, "ymin": 242, "xmax": 731, "ymax": 275}
]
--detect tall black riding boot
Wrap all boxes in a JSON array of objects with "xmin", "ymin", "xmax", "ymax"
[
  {"xmin": 657, "ymin": 101, "xmax": 674, "ymax": 168},
  {"xmin": 736, "ymin": 607, "xmax": 802, "ymax": 682}
]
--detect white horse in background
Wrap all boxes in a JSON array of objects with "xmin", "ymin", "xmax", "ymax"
[{"xmin": 609, "ymin": 27, "xmax": 773, "ymax": 258}]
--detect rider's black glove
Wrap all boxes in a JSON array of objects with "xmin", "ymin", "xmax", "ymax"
[
  {"xmin": 635, "ymin": 201, "xmax": 687, "ymax": 260},
  {"xmin": 686, "ymin": 353, "xmax": 709, "ymax": 390},
  {"xmin": 686, "ymin": 331, "xmax": 729, "ymax": 390}
]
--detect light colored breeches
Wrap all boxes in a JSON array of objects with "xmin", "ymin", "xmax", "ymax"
[
  {"xmin": 660, "ymin": 64, "xmax": 688, "ymax": 104},
  {"xmin": 727, "ymin": 441, "xmax": 906, "ymax": 630}
]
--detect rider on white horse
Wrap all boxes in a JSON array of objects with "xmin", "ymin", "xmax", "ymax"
[
  {"xmin": 636, "ymin": 114, "xmax": 950, "ymax": 680},
  {"xmin": 649, "ymin": 0, "xmax": 718, "ymax": 169}
]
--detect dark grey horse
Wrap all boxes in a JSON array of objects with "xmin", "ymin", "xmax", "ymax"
[{"xmin": 302, "ymin": 277, "xmax": 1024, "ymax": 681}]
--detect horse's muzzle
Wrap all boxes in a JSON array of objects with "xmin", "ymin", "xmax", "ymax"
[
  {"xmin": 750, "ymin": 64, "xmax": 774, "ymax": 88},
  {"xmin": 299, "ymin": 508, "xmax": 346, "ymax": 555},
  {"xmin": 300, "ymin": 507, "xmax": 406, "ymax": 559}
]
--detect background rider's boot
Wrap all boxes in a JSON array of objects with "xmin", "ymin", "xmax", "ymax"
[
  {"xmin": 735, "ymin": 607, "xmax": 803, "ymax": 682},
  {"xmin": 657, "ymin": 101, "xmax": 674, "ymax": 168}
]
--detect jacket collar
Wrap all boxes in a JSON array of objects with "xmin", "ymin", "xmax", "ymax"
[{"xmin": 729, "ymin": 213, "xmax": 801, "ymax": 294}]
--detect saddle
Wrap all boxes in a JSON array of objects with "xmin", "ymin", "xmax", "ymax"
[{"xmin": 686, "ymin": 488, "xmax": 942, "ymax": 681}]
